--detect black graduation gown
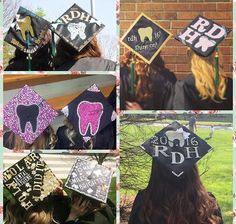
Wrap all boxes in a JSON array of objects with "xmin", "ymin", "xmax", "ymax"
[
  {"xmin": 129, "ymin": 190, "xmax": 223, "ymax": 224},
  {"xmin": 55, "ymin": 57, "xmax": 117, "ymax": 71},
  {"xmin": 173, "ymin": 75, "xmax": 233, "ymax": 110},
  {"xmin": 120, "ymin": 65, "xmax": 176, "ymax": 110}
]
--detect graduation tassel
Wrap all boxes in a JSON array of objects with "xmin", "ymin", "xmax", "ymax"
[
  {"xmin": 215, "ymin": 47, "xmax": 219, "ymax": 87},
  {"xmin": 50, "ymin": 31, "xmax": 57, "ymax": 57},
  {"xmin": 26, "ymin": 31, "xmax": 32, "ymax": 71},
  {"xmin": 130, "ymin": 52, "xmax": 135, "ymax": 97}
]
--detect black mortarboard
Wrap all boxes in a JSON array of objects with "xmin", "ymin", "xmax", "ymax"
[
  {"xmin": 65, "ymin": 158, "xmax": 113, "ymax": 203},
  {"xmin": 4, "ymin": 6, "xmax": 50, "ymax": 55},
  {"xmin": 176, "ymin": 15, "xmax": 231, "ymax": 57},
  {"xmin": 121, "ymin": 13, "xmax": 172, "ymax": 64},
  {"xmin": 3, "ymin": 85, "xmax": 58, "ymax": 144},
  {"xmin": 141, "ymin": 121, "xmax": 212, "ymax": 178},
  {"xmin": 3, "ymin": 153, "xmax": 61, "ymax": 210},
  {"xmin": 50, "ymin": 3, "xmax": 105, "ymax": 52},
  {"xmin": 61, "ymin": 84, "xmax": 116, "ymax": 142}
]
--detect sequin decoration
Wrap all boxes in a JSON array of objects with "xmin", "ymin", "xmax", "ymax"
[{"xmin": 4, "ymin": 85, "xmax": 58, "ymax": 144}]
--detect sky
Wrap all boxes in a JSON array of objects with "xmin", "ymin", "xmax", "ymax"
[{"xmin": 18, "ymin": 0, "xmax": 116, "ymax": 36}]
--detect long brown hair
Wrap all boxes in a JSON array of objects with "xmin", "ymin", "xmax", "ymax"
[
  {"xmin": 4, "ymin": 199, "xmax": 58, "ymax": 224},
  {"xmin": 188, "ymin": 49, "xmax": 227, "ymax": 101},
  {"xmin": 4, "ymin": 126, "xmax": 57, "ymax": 150},
  {"xmin": 53, "ymin": 37, "xmax": 102, "ymax": 67},
  {"xmin": 120, "ymin": 50, "xmax": 168, "ymax": 102},
  {"xmin": 138, "ymin": 160, "xmax": 221, "ymax": 224}
]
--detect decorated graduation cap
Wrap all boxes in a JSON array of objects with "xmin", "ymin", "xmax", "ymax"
[
  {"xmin": 50, "ymin": 3, "xmax": 105, "ymax": 52},
  {"xmin": 3, "ymin": 153, "xmax": 61, "ymax": 210},
  {"xmin": 176, "ymin": 15, "xmax": 231, "ymax": 87},
  {"xmin": 65, "ymin": 158, "xmax": 113, "ymax": 203},
  {"xmin": 121, "ymin": 13, "xmax": 171, "ymax": 96},
  {"xmin": 176, "ymin": 15, "xmax": 230, "ymax": 57},
  {"xmin": 61, "ymin": 84, "xmax": 116, "ymax": 142},
  {"xmin": 141, "ymin": 121, "xmax": 212, "ymax": 178},
  {"xmin": 4, "ymin": 85, "xmax": 58, "ymax": 145},
  {"xmin": 121, "ymin": 13, "xmax": 172, "ymax": 64},
  {"xmin": 4, "ymin": 6, "xmax": 50, "ymax": 70}
]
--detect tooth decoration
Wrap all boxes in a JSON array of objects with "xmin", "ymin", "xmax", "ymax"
[
  {"xmin": 4, "ymin": 85, "xmax": 58, "ymax": 144},
  {"xmin": 4, "ymin": 6, "xmax": 50, "ymax": 55},
  {"xmin": 65, "ymin": 158, "xmax": 113, "ymax": 203},
  {"xmin": 62, "ymin": 84, "xmax": 116, "ymax": 146},
  {"xmin": 138, "ymin": 27, "xmax": 153, "ymax": 42},
  {"xmin": 121, "ymin": 13, "xmax": 172, "ymax": 64},
  {"xmin": 16, "ymin": 104, "xmax": 39, "ymax": 133},
  {"xmin": 49, "ymin": 3, "xmax": 105, "ymax": 53},
  {"xmin": 141, "ymin": 121, "xmax": 212, "ymax": 178},
  {"xmin": 77, "ymin": 101, "xmax": 103, "ymax": 136},
  {"xmin": 165, "ymin": 130, "xmax": 186, "ymax": 147}
]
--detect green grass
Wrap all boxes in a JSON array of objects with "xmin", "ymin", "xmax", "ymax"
[{"xmin": 120, "ymin": 124, "xmax": 232, "ymax": 223}]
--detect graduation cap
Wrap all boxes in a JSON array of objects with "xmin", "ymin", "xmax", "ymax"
[
  {"xmin": 50, "ymin": 3, "xmax": 105, "ymax": 52},
  {"xmin": 176, "ymin": 15, "xmax": 231, "ymax": 87},
  {"xmin": 4, "ymin": 6, "xmax": 50, "ymax": 55},
  {"xmin": 121, "ymin": 13, "xmax": 172, "ymax": 64},
  {"xmin": 4, "ymin": 85, "xmax": 58, "ymax": 145},
  {"xmin": 176, "ymin": 15, "xmax": 230, "ymax": 57},
  {"xmin": 141, "ymin": 121, "xmax": 212, "ymax": 178},
  {"xmin": 61, "ymin": 84, "xmax": 116, "ymax": 142},
  {"xmin": 65, "ymin": 158, "xmax": 113, "ymax": 203},
  {"xmin": 3, "ymin": 153, "xmax": 61, "ymax": 210}
]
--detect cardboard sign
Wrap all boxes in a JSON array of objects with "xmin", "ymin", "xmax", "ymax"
[
  {"xmin": 50, "ymin": 3, "xmax": 105, "ymax": 52},
  {"xmin": 4, "ymin": 6, "xmax": 50, "ymax": 54},
  {"xmin": 121, "ymin": 13, "xmax": 172, "ymax": 64},
  {"xmin": 3, "ymin": 153, "xmax": 61, "ymax": 210},
  {"xmin": 141, "ymin": 121, "xmax": 212, "ymax": 177},
  {"xmin": 176, "ymin": 15, "xmax": 231, "ymax": 57},
  {"xmin": 61, "ymin": 84, "xmax": 116, "ymax": 142},
  {"xmin": 65, "ymin": 158, "xmax": 113, "ymax": 203},
  {"xmin": 4, "ymin": 85, "xmax": 58, "ymax": 144}
]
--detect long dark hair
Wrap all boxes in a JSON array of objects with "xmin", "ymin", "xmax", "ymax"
[
  {"xmin": 53, "ymin": 37, "xmax": 102, "ymax": 68},
  {"xmin": 138, "ymin": 160, "xmax": 221, "ymax": 224},
  {"xmin": 120, "ymin": 50, "xmax": 175, "ymax": 102}
]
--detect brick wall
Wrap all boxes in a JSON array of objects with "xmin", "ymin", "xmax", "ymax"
[{"xmin": 120, "ymin": 0, "xmax": 232, "ymax": 80}]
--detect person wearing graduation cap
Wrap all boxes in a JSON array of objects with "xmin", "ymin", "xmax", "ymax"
[
  {"xmin": 50, "ymin": 4, "xmax": 117, "ymax": 71},
  {"xmin": 128, "ymin": 121, "xmax": 223, "ymax": 224},
  {"xmin": 63, "ymin": 158, "xmax": 116, "ymax": 224},
  {"xmin": 56, "ymin": 84, "xmax": 116, "ymax": 150},
  {"xmin": 173, "ymin": 15, "xmax": 232, "ymax": 110},
  {"xmin": 4, "ymin": 7, "xmax": 55, "ymax": 71},
  {"xmin": 3, "ymin": 153, "xmax": 71, "ymax": 224},
  {"xmin": 120, "ymin": 13, "xmax": 176, "ymax": 110},
  {"xmin": 3, "ymin": 85, "xmax": 58, "ymax": 150}
]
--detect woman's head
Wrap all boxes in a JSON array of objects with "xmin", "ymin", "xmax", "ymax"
[
  {"xmin": 4, "ymin": 126, "xmax": 57, "ymax": 150},
  {"xmin": 120, "ymin": 50, "xmax": 166, "ymax": 102},
  {"xmin": 71, "ymin": 192, "xmax": 106, "ymax": 214},
  {"xmin": 53, "ymin": 37, "xmax": 102, "ymax": 67},
  {"xmin": 139, "ymin": 160, "xmax": 221, "ymax": 224},
  {"xmin": 188, "ymin": 49, "xmax": 227, "ymax": 101},
  {"xmin": 4, "ymin": 200, "xmax": 55, "ymax": 224}
]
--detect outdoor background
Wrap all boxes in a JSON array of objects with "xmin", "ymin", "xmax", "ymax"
[
  {"xmin": 3, "ymin": 0, "xmax": 117, "ymax": 68},
  {"xmin": 120, "ymin": 114, "xmax": 233, "ymax": 224},
  {"xmin": 120, "ymin": 0, "xmax": 232, "ymax": 80}
]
